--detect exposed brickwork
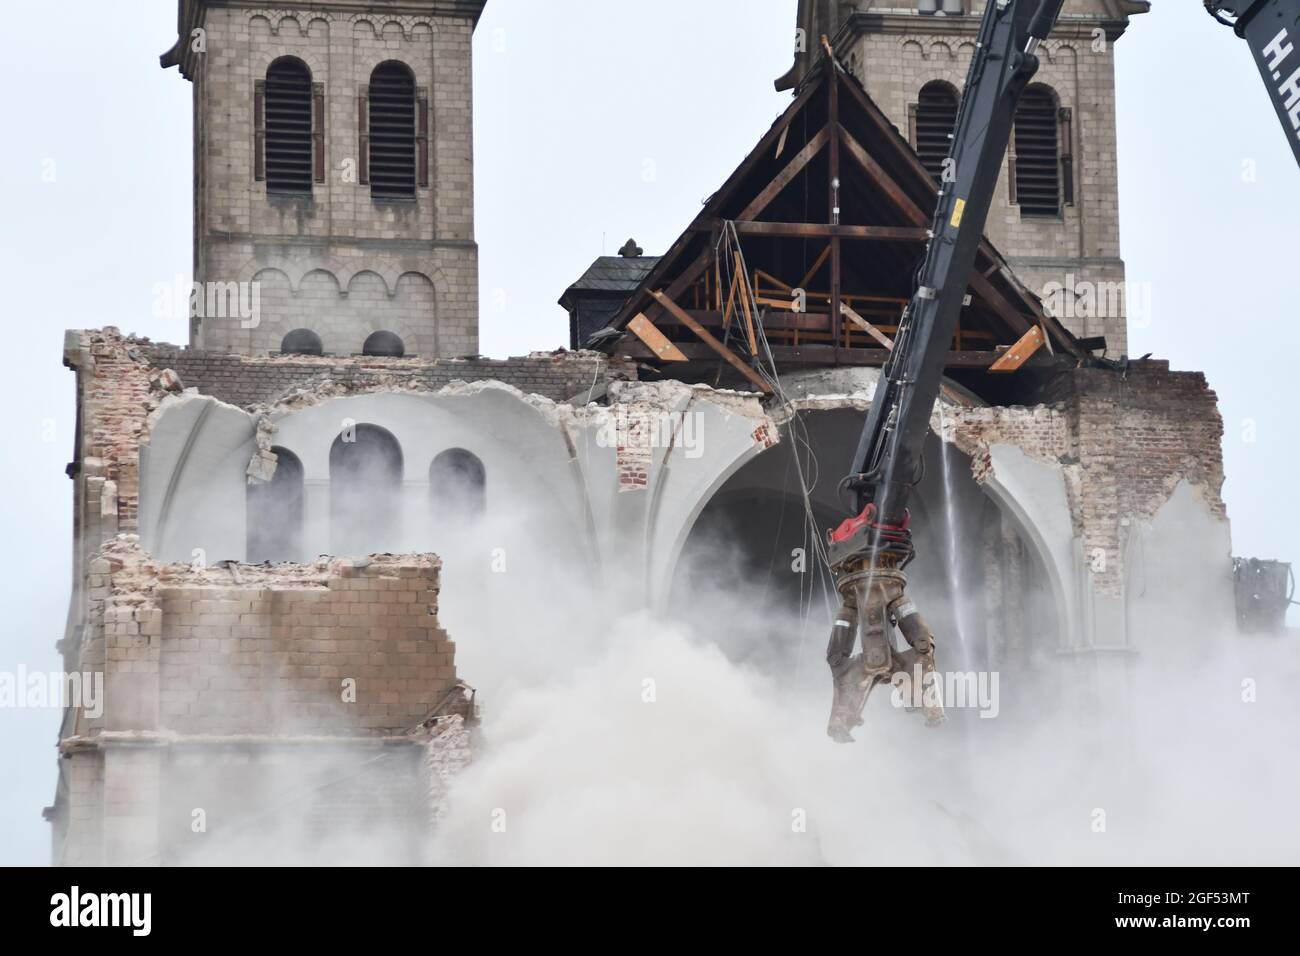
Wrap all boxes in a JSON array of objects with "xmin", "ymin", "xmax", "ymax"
[
  {"xmin": 79, "ymin": 542, "xmax": 458, "ymax": 737},
  {"xmin": 65, "ymin": 329, "xmax": 183, "ymax": 549},
  {"xmin": 139, "ymin": 340, "xmax": 624, "ymax": 409},
  {"xmin": 944, "ymin": 361, "xmax": 1228, "ymax": 596}
]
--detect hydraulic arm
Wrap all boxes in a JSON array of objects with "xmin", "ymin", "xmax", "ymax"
[
  {"xmin": 824, "ymin": 0, "xmax": 1064, "ymax": 742},
  {"xmin": 1207, "ymin": 1, "xmax": 1300, "ymax": 167}
]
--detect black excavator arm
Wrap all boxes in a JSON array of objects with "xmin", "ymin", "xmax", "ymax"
[
  {"xmin": 1207, "ymin": 1, "xmax": 1300, "ymax": 166},
  {"xmin": 822, "ymin": 0, "xmax": 1300, "ymax": 742},
  {"xmin": 823, "ymin": 0, "xmax": 1065, "ymax": 741}
]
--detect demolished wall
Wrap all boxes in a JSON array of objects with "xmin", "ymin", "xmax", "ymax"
[
  {"xmin": 52, "ymin": 325, "xmax": 1234, "ymax": 863},
  {"xmin": 55, "ymin": 540, "xmax": 470, "ymax": 865}
]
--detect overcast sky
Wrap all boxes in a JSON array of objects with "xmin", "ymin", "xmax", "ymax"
[{"xmin": 1, "ymin": 1, "xmax": 1296, "ymax": 865}]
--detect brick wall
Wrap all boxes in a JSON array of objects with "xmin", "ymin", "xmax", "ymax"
[
  {"xmin": 84, "ymin": 546, "xmax": 459, "ymax": 738},
  {"xmin": 140, "ymin": 340, "xmax": 622, "ymax": 409},
  {"xmin": 947, "ymin": 361, "xmax": 1227, "ymax": 596}
]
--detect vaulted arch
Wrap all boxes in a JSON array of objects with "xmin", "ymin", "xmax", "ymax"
[{"xmin": 329, "ymin": 424, "xmax": 403, "ymax": 556}]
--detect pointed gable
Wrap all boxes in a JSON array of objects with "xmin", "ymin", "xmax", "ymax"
[{"xmin": 602, "ymin": 52, "xmax": 1085, "ymax": 385}]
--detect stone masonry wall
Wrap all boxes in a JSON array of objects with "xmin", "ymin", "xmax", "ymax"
[
  {"xmin": 184, "ymin": 3, "xmax": 482, "ymax": 356},
  {"xmin": 841, "ymin": 0, "xmax": 1140, "ymax": 354}
]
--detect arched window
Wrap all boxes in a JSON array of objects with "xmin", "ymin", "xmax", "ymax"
[
  {"xmin": 363, "ymin": 61, "xmax": 422, "ymax": 198},
  {"xmin": 280, "ymin": 329, "xmax": 323, "ymax": 356},
  {"xmin": 1012, "ymin": 85, "xmax": 1065, "ymax": 218},
  {"xmin": 362, "ymin": 331, "xmax": 405, "ymax": 357},
  {"xmin": 247, "ymin": 447, "xmax": 305, "ymax": 562},
  {"xmin": 329, "ymin": 425, "xmax": 403, "ymax": 557},
  {"xmin": 913, "ymin": 81, "xmax": 959, "ymax": 183},
  {"xmin": 429, "ymin": 449, "xmax": 485, "ymax": 524},
  {"xmin": 258, "ymin": 57, "xmax": 319, "ymax": 194}
]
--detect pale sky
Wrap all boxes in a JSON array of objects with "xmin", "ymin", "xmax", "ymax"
[{"xmin": 1, "ymin": 0, "xmax": 1296, "ymax": 865}]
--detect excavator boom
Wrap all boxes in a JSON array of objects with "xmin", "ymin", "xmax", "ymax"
[
  {"xmin": 1207, "ymin": 1, "xmax": 1300, "ymax": 166},
  {"xmin": 823, "ymin": 0, "xmax": 1065, "ymax": 741}
]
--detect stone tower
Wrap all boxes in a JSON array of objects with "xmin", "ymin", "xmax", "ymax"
[
  {"xmin": 161, "ymin": 0, "xmax": 485, "ymax": 359},
  {"xmin": 781, "ymin": 0, "xmax": 1148, "ymax": 357}
]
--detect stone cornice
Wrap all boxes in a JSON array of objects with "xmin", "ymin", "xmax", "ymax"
[
  {"xmin": 838, "ymin": 6, "xmax": 1144, "ymax": 45},
  {"xmin": 161, "ymin": 0, "xmax": 487, "ymax": 80}
]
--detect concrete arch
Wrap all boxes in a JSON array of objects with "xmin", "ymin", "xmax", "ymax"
[
  {"xmin": 139, "ymin": 394, "xmax": 259, "ymax": 564},
  {"xmin": 665, "ymin": 398, "xmax": 1076, "ymax": 656},
  {"xmin": 977, "ymin": 445, "xmax": 1078, "ymax": 651}
]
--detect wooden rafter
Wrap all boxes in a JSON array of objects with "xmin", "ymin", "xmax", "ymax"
[
  {"xmin": 838, "ymin": 122, "xmax": 1032, "ymax": 337},
  {"xmin": 732, "ymin": 251, "xmax": 760, "ymax": 355},
  {"xmin": 737, "ymin": 125, "xmax": 830, "ymax": 222},
  {"xmin": 649, "ymin": 290, "xmax": 772, "ymax": 394},
  {"xmin": 627, "ymin": 313, "xmax": 688, "ymax": 363},
  {"xmin": 833, "ymin": 69, "xmax": 1084, "ymax": 358},
  {"xmin": 840, "ymin": 302, "xmax": 894, "ymax": 351},
  {"xmin": 989, "ymin": 325, "xmax": 1046, "ymax": 373},
  {"xmin": 611, "ymin": 77, "xmax": 825, "ymax": 332}
]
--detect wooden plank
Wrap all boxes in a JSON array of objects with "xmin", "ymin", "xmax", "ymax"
[
  {"xmin": 721, "ymin": 268, "xmax": 739, "ymax": 333},
  {"xmin": 838, "ymin": 124, "xmax": 930, "ymax": 228},
  {"xmin": 701, "ymin": 220, "xmax": 929, "ymax": 241},
  {"xmin": 649, "ymin": 290, "xmax": 772, "ymax": 393},
  {"xmin": 799, "ymin": 245, "xmax": 831, "ymax": 288},
  {"xmin": 658, "ymin": 308, "xmax": 829, "ymax": 333},
  {"xmin": 610, "ymin": 79, "xmax": 824, "ymax": 332},
  {"xmin": 618, "ymin": 340, "xmax": 1017, "ymax": 369},
  {"xmin": 988, "ymin": 324, "xmax": 1046, "ymax": 373},
  {"xmin": 636, "ymin": 245, "xmax": 713, "ymax": 328},
  {"xmin": 627, "ymin": 312, "xmax": 689, "ymax": 363},
  {"xmin": 732, "ymin": 251, "xmax": 760, "ymax": 355},
  {"xmin": 835, "ymin": 74, "xmax": 1084, "ymax": 358},
  {"xmin": 840, "ymin": 302, "xmax": 894, "ymax": 351},
  {"xmin": 839, "ymin": 125, "xmax": 1035, "ymax": 339},
  {"xmin": 754, "ymin": 269, "xmax": 793, "ymax": 292},
  {"xmin": 737, "ymin": 125, "xmax": 830, "ymax": 221},
  {"xmin": 968, "ymin": 269, "xmax": 1032, "ymax": 336}
]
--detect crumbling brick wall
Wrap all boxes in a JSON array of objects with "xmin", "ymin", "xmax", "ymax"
[
  {"xmin": 56, "ymin": 540, "xmax": 470, "ymax": 864},
  {"xmin": 943, "ymin": 360, "xmax": 1227, "ymax": 597},
  {"xmin": 139, "ymin": 341, "xmax": 628, "ymax": 409},
  {"xmin": 81, "ymin": 542, "xmax": 460, "ymax": 738}
]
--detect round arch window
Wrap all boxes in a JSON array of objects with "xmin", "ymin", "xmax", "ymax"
[
  {"xmin": 362, "ymin": 331, "xmax": 405, "ymax": 357},
  {"xmin": 281, "ymin": 329, "xmax": 323, "ymax": 356}
]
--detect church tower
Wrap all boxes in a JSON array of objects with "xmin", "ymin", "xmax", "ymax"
[
  {"xmin": 781, "ymin": 0, "xmax": 1148, "ymax": 357},
  {"xmin": 161, "ymin": 0, "xmax": 485, "ymax": 359}
]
